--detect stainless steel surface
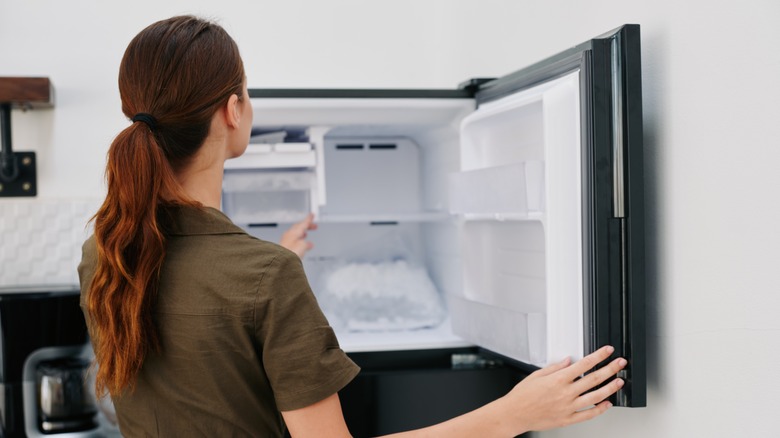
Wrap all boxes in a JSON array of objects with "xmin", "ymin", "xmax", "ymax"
[
  {"xmin": 36, "ymin": 358, "xmax": 96, "ymax": 432},
  {"xmin": 41, "ymin": 417, "xmax": 95, "ymax": 432},
  {"xmin": 611, "ymin": 33, "xmax": 626, "ymax": 219},
  {"xmin": 0, "ymin": 284, "xmax": 79, "ymax": 295}
]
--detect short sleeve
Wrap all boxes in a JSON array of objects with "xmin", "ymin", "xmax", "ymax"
[{"xmin": 254, "ymin": 249, "xmax": 360, "ymax": 412}]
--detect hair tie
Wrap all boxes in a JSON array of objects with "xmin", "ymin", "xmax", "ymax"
[{"xmin": 132, "ymin": 113, "xmax": 158, "ymax": 131}]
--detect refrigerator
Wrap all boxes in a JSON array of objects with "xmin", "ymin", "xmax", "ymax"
[{"xmin": 222, "ymin": 24, "xmax": 645, "ymax": 435}]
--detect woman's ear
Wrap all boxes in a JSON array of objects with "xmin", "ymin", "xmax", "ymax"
[{"xmin": 224, "ymin": 93, "xmax": 241, "ymax": 129}]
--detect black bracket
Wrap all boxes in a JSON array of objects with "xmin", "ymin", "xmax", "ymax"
[
  {"xmin": 457, "ymin": 77, "xmax": 497, "ymax": 93},
  {"xmin": 0, "ymin": 103, "xmax": 37, "ymax": 197}
]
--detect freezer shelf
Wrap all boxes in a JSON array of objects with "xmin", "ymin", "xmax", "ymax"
[
  {"xmin": 317, "ymin": 212, "xmax": 449, "ymax": 224},
  {"xmin": 223, "ymin": 143, "xmax": 316, "ymax": 170}
]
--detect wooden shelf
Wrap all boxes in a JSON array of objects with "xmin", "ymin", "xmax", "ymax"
[{"xmin": 0, "ymin": 77, "xmax": 53, "ymax": 108}]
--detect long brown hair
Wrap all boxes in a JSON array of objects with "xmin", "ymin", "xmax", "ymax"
[{"xmin": 88, "ymin": 15, "xmax": 245, "ymax": 397}]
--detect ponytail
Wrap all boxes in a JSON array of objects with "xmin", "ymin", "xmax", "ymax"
[{"xmin": 88, "ymin": 122, "xmax": 195, "ymax": 396}]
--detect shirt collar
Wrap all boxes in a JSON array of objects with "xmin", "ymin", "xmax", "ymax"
[{"xmin": 165, "ymin": 206, "xmax": 247, "ymax": 236}]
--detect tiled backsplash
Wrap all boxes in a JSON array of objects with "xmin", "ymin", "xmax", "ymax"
[{"xmin": 0, "ymin": 199, "xmax": 101, "ymax": 287}]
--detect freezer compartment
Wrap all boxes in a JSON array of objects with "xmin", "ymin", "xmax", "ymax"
[
  {"xmin": 239, "ymin": 117, "xmax": 472, "ymax": 352},
  {"xmin": 235, "ymin": 81, "xmax": 582, "ymax": 366},
  {"xmin": 233, "ymin": 87, "xmax": 575, "ymax": 360}
]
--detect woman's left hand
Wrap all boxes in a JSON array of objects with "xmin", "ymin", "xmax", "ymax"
[{"xmin": 279, "ymin": 213, "xmax": 318, "ymax": 258}]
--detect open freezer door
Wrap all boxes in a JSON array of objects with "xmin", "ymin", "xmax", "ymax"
[{"xmin": 447, "ymin": 25, "xmax": 645, "ymax": 407}]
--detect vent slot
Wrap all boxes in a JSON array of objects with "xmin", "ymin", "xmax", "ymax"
[
  {"xmin": 336, "ymin": 144, "xmax": 364, "ymax": 150},
  {"xmin": 370, "ymin": 221, "xmax": 399, "ymax": 226},
  {"xmin": 369, "ymin": 143, "xmax": 397, "ymax": 150},
  {"xmin": 249, "ymin": 223, "xmax": 279, "ymax": 228}
]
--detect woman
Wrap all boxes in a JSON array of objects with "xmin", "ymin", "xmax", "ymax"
[{"xmin": 78, "ymin": 15, "xmax": 627, "ymax": 437}]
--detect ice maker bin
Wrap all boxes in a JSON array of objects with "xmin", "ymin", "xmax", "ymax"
[
  {"xmin": 221, "ymin": 169, "xmax": 316, "ymax": 225},
  {"xmin": 222, "ymin": 136, "xmax": 320, "ymax": 225}
]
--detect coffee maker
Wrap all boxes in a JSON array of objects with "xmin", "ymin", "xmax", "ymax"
[{"xmin": 0, "ymin": 285, "xmax": 101, "ymax": 437}]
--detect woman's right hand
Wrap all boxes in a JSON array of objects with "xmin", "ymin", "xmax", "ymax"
[
  {"xmin": 279, "ymin": 213, "xmax": 318, "ymax": 259},
  {"xmin": 498, "ymin": 345, "xmax": 627, "ymax": 433}
]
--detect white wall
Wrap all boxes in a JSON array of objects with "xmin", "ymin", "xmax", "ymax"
[{"xmin": 2, "ymin": 0, "xmax": 779, "ymax": 436}]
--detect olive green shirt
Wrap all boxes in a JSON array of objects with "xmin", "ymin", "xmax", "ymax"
[{"xmin": 78, "ymin": 206, "xmax": 359, "ymax": 437}]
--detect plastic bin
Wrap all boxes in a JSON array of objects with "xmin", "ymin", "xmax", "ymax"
[{"xmin": 222, "ymin": 170, "xmax": 315, "ymax": 224}]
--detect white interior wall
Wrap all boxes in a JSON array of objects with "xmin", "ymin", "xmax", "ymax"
[{"xmin": 2, "ymin": 0, "xmax": 779, "ymax": 436}]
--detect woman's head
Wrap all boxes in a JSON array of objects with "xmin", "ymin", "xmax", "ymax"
[
  {"xmin": 88, "ymin": 15, "xmax": 246, "ymax": 397},
  {"xmin": 120, "ymin": 15, "xmax": 246, "ymax": 170}
]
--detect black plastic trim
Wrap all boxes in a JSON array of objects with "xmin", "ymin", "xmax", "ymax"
[
  {"xmin": 582, "ymin": 25, "xmax": 646, "ymax": 407},
  {"xmin": 475, "ymin": 50, "xmax": 585, "ymax": 106},
  {"xmin": 248, "ymin": 88, "xmax": 473, "ymax": 99}
]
